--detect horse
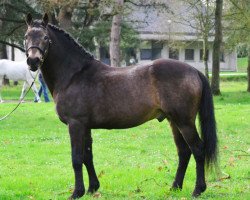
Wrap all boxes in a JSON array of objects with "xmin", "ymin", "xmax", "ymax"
[
  {"xmin": 25, "ymin": 13, "xmax": 218, "ymax": 199},
  {"xmin": 0, "ymin": 59, "xmax": 41, "ymax": 103}
]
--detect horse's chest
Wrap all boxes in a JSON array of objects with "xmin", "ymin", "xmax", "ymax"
[{"xmin": 55, "ymin": 93, "xmax": 89, "ymax": 124}]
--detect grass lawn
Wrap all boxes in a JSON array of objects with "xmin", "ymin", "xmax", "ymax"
[
  {"xmin": 237, "ymin": 57, "xmax": 248, "ymax": 73},
  {"xmin": 0, "ymin": 81, "xmax": 249, "ymax": 199}
]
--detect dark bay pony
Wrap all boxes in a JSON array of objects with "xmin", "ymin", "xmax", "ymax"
[{"xmin": 25, "ymin": 13, "xmax": 218, "ymax": 199}]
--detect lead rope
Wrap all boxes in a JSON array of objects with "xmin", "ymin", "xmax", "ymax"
[{"xmin": 0, "ymin": 70, "xmax": 39, "ymax": 121}]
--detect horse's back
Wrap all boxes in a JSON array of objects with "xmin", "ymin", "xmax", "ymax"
[{"xmin": 0, "ymin": 59, "xmax": 29, "ymax": 81}]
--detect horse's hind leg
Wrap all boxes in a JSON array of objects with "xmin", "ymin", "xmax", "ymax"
[
  {"xmin": 170, "ymin": 122, "xmax": 191, "ymax": 190},
  {"xmin": 82, "ymin": 129, "xmax": 100, "ymax": 194},
  {"xmin": 178, "ymin": 123, "xmax": 206, "ymax": 197}
]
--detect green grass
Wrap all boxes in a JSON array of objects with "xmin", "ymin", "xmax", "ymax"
[
  {"xmin": 0, "ymin": 80, "xmax": 52, "ymax": 102},
  {"xmin": 237, "ymin": 57, "xmax": 248, "ymax": 72},
  {"xmin": 0, "ymin": 81, "xmax": 249, "ymax": 199}
]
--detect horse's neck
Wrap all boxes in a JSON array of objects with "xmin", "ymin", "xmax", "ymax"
[{"xmin": 41, "ymin": 30, "xmax": 94, "ymax": 94}]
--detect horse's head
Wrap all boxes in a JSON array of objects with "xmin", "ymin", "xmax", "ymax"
[{"xmin": 25, "ymin": 13, "xmax": 51, "ymax": 71}]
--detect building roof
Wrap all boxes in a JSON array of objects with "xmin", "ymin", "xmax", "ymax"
[{"xmin": 127, "ymin": 0, "xmax": 213, "ymax": 41}]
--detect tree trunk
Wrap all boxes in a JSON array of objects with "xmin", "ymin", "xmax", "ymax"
[
  {"xmin": 0, "ymin": 44, "xmax": 10, "ymax": 86},
  {"xmin": 0, "ymin": 44, "xmax": 6, "ymax": 59},
  {"xmin": 58, "ymin": 6, "xmax": 73, "ymax": 30},
  {"xmin": 247, "ymin": 45, "xmax": 250, "ymax": 92},
  {"xmin": 110, "ymin": 0, "xmax": 124, "ymax": 67},
  {"xmin": 211, "ymin": 0, "xmax": 223, "ymax": 95},
  {"xmin": 11, "ymin": 44, "xmax": 14, "ymax": 61},
  {"xmin": 203, "ymin": 35, "xmax": 209, "ymax": 79},
  {"xmin": 203, "ymin": 0, "xmax": 210, "ymax": 80}
]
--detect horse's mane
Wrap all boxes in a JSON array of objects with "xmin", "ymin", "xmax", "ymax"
[{"xmin": 46, "ymin": 23, "xmax": 94, "ymax": 60}]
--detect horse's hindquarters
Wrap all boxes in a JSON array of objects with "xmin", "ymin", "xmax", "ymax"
[{"xmin": 151, "ymin": 59, "xmax": 202, "ymax": 123}]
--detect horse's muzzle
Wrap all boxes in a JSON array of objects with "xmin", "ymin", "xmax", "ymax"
[{"xmin": 27, "ymin": 57, "xmax": 40, "ymax": 71}]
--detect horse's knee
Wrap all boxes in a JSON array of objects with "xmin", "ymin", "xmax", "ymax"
[{"xmin": 82, "ymin": 149, "xmax": 93, "ymax": 166}]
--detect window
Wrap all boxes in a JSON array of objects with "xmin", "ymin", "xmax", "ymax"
[
  {"xmin": 185, "ymin": 49, "xmax": 194, "ymax": 61},
  {"xmin": 100, "ymin": 47, "xmax": 110, "ymax": 65},
  {"xmin": 152, "ymin": 49, "xmax": 161, "ymax": 59},
  {"xmin": 140, "ymin": 41, "xmax": 163, "ymax": 60},
  {"xmin": 220, "ymin": 52, "xmax": 225, "ymax": 62},
  {"xmin": 152, "ymin": 41, "xmax": 162, "ymax": 60},
  {"xmin": 140, "ymin": 49, "xmax": 152, "ymax": 60},
  {"xmin": 169, "ymin": 48, "xmax": 179, "ymax": 60},
  {"xmin": 200, "ymin": 49, "xmax": 209, "ymax": 61}
]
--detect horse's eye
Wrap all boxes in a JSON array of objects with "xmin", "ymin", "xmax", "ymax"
[
  {"xmin": 24, "ymin": 35, "xmax": 28, "ymax": 40},
  {"xmin": 44, "ymin": 36, "xmax": 49, "ymax": 40}
]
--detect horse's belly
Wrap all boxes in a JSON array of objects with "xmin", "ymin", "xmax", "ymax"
[
  {"xmin": 5, "ymin": 71, "xmax": 24, "ymax": 81},
  {"xmin": 91, "ymin": 108, "xmax": 161, "ymax": 129}
]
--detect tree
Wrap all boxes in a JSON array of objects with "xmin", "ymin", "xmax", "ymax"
[
  {"xmin": 0, "ymin": 0, "xmax": 140, "ymax": 66},
  {"xmin": 248, "ymin": 45, "xmax": 250, "ymax": 92},
  {"xmin": 211, "ymin": 0, "xmax": 223, "ymax": 95},
  {"xmin": 169, "ymin": 0, "xmax": 215, "ymax": 79},
  {"xmin": 0, "ymin": 44, "xmax": 10, "ymax": 85},
  {"xmin": 109, "ymin": 0, "xmax": 168, "ymax": 67},
  {"xmin": 0, "ymin": 0, "xmax": 39, "ymax": 52},
  {"xmin": 200, "ymin": 0, "xmax": 214, "ymax": 79},
  {"xmin": 224, "ymin": 0, "xmax": 250, "ymax": 92},
  {"xmin": 110, "ymin": 0, "xmax": 124, "ymax": 67}
]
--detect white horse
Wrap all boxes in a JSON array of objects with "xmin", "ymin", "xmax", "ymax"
[{"xmin": 0, "ymin": 59, "xmax": 41, "ymax": 103}]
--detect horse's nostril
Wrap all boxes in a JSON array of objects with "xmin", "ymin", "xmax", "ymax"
[
  {"xmin": 27, "ymin": 57, "xmax": 40, "ymax": 67},
  {"xmin": 26, "ymin": 57, "xmax": 31, "ymax": 66}
]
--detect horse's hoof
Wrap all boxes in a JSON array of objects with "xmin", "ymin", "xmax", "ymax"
[
  {"xmin": 192, "ymin": 184, "xmax": 206, "ymax": 197},
  {"xmin": 170, "ymin": 186, "xmax": 182, "ymax": 191},
  {"xmin": 68, "ymin": 189, "xmax": 85, "ymax": 199},
  {"xmin": 34, "ymin": 99, "xmax": 42, "ymax": 103},
  {"xmin": 170, "ymin": 182, "xmax": 182, "ymax": 191},
  {"xmin": 87, "ymin": 182, "xmax": 100, "ymax": 194}
]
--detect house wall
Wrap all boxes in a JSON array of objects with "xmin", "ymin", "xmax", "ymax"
[
  {"xmin": 6, "ymin": 46, "xmax": 26, "ymax": 61},
  {"xmin": 7, "ymin": 42, "xmax": 237, "ymax": 72},
  {"xmin": 137, "ymin": 41, "xmax": 237, "ymax": 72}
]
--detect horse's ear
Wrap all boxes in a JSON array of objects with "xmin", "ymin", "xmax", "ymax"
[
  {"xmin": 42, "ymin": 13, "xmax": 49, "ymax": 27},
  {"xmin": 26, "ymin": 13, "xmax": 33, "ymax": 26}
]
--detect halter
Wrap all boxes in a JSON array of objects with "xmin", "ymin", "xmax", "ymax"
[
  {"xmin": 26, "ymin": 45, "xmax": 47, "ymax": 57},
  {"xmin": 25, "ymin": 37, "xmax": 52, "ymax": 69}
]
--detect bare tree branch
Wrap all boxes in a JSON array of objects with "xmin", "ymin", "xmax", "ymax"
[
  {"xmin": 0, "ymin": 40, "xmax": 25, "ymax": 52},
  {"xmin": 6, "ymin": 24, "xmax": 25, "ymax": 36},
  {"xmin": 0, "ymin": 17, "xmax": 24, "ymax": 23}
]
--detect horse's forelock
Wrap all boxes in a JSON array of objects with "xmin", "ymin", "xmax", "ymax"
[{"xmin": 30, "ymin": 20, "xmax": 46, "ymax": 30}]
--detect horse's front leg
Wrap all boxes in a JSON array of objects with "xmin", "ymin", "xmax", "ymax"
[
  {"xmin": 27, "ymin": 79, "xmax": 41, "ymax": 102},
  {"xmin": 82, "ymin": 129, "xmax": 100, "ymax": 194},
  {"xmin": 68, "ymin": 121, "xmax": 86, "ymax": 199},
  {"xmin": 19, "ymin": 82, "xmax": 27, "ymax": 101}
]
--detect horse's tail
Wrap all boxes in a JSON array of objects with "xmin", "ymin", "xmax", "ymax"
[{"xmin": 198, "ymin": 71, "xmax": 218, "ymax": 168}]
